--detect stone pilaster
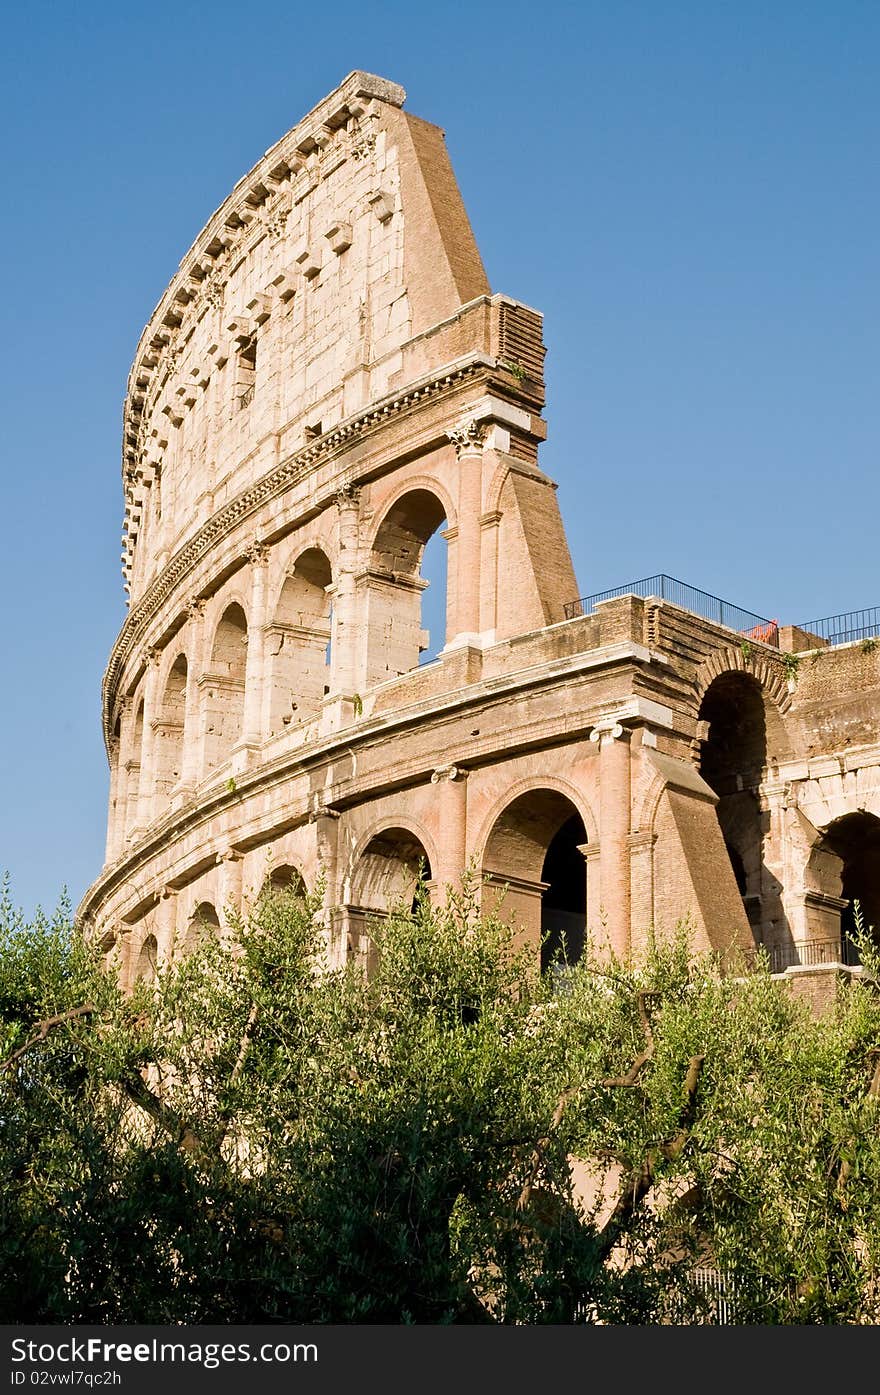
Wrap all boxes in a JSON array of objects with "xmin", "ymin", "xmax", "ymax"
[
  {"xmin": 137, "ymin": 649, "xmax": 163, "ymax": 831},
  {"xmin": 330, "ymin": 486, "xmax": 362, "ymax": 698},
  {"xmin": 104, "ymin": 730, "xmax": 122, "ymax": 866},
  {"xmin": 157, "ymin": 886, "xmax": 179, "ymax": 964},
  {"xmin": 109, "ymin": 697, "xmax": 135, "ymax": 860},
  {"xmin": 312, "ymin": 805, "xmax": 342, "ymax": 962},
  {"xmin": 628, "ymin": 830, "xmax": 657, "ymax": 960},
  {"xmin": 478, "ymin": 509, "xmax": 503, "ymax": 639},
  {"xmin": 217, "ymin": 849, "xmax": 243, "ymax": 925},
  {"xmin": 181, "ymin": 598, "xmax": 205, "ymax": 791},
  {"xmin": 590, "ymin": 719, "xmax": 632, "ymax": 958},
  {"xmin": 241, "ymin": 542, "xmax": 270, "ymax": 751},
  {"xmin": 581, "ymin": 841, "xmax": 602, "ymax": 943},
  {"xmin": 447, "ymin": 420, "xmax": 486, "ymax": 644},
  {"xmin": 430, "ymin": 764, "xmax": 469, "ymax": 898}
]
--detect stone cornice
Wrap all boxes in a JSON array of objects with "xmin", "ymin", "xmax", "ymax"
[
  {"xmin": 83, "ymin": 637, "xmax": 661, "ymax": 925},
  {"xmin": 104, "ymin": 355, "xmax": 496, "ymax": 748}
]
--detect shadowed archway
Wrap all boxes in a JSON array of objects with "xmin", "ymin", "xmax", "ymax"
[
  {"xmin": 809, "ymin": 812, "xmax": 880, "ymax": 963},
  {"xmin": 482, "ymin": 789, "xmax": 587, "ymax": 972}
]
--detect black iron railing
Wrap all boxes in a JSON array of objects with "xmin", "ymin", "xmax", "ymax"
[
  {"xmin": 794, "ymin": 607, "xmax": 880, "ymax": 647},
  {"xmin": 767, "ymin": 938, "xmax": 856, "ymax": 973},
  {"xmin": 563, "ymin": 574, "xmax": 779, "ymax": 646}
]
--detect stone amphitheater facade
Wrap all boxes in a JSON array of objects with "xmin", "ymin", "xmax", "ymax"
[{"xmin": 79, "ymin": 72, "xmax": 880, "ymax": 1003}]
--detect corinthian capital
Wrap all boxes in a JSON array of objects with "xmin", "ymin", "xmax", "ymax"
[
  {"xmin": 247, "ymin": 540, "xmax": 270, "ymax": 567},
  {"xmin": 335, "ymin": 482, "xmax": 362, "ymax": 510},
  {"xmin": 447, "ymin": 419, "xmax": 487, "ymax": 456}
]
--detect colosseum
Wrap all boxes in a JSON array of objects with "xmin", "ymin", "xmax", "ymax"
[{"xmin": 79, "ymin": 71, "xmax": 880, "ymax": 1001}]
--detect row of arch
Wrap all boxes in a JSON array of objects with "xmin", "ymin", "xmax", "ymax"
[
  {"xmin": 112, "ymin": 485, "xmax": 454, "ymax": 847},
  {"xmin": 698, "ymin": 666, "xmax": 880, "ymax": 963},
  {"xmin": 132, "ymin": 864, "xmax": 304, "ymax": 981},
  {"xmin": 128, "ymin": 791, "xmax": 590, "ymax": 984},
  {"xmin": 121, "ymin": 656, "xmax": 880, "ymax": 981}
]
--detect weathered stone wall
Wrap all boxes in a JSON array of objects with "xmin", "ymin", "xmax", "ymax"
[{"xmin": 82, "ymin": 74, "xmax": 880, "ymax": 1012}]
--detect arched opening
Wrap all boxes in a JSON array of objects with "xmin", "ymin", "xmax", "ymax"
[
  {"xmin": 482, "ymin": 789, "xmax": 587, "ymax": 972},
  {"xmin": 154, "ymin": 654, "xmax": 187, "ymax": 799},
  {"xmin": 179, "ymin": 901, "xmax": 220, "ymax": 956},
  {"xmin": 204, "ymin": 602, "xmax": 247, "ymax": 770},
  {"xmin": 699, "ymin": 673, "xmax": 770, "ymax": 937},
  {"xmin": 266, "ymin": 550, "xmax": 333, "ymax": 733},
  {"xmin": 811, "ymin": 813, "xmax": 880, "ymax": 964},
  {"xmin": 351, "ymin": 828, "xmax": 431, "ymax": 913},
  {"xmin": 419, "ymin": 526, "xmax": 448, "ymax": 665},
  {"xmin": 348, "ymin": 827, "xmax": 432, "ymax": 967},
  {"xmin": 134, "ymin": 933, "xmax": 158, "ymax": 982},
  {"xmin": 700, "ymin": 672, "xmax": 767, "ymax": 793},
  {"xmin": 540, "ymin": 813, "xmax": 588, "ymax": 973},
  {"xmin": 259, "ymin": 863, "xmax": 307, "ymax": 901},
  {"xmin": 365, "ymin": 490, "xmax": 449, "ymax": 683}
]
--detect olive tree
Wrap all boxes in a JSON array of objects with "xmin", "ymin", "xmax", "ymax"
[{"xmin": 2, "ymin": 871, "xmax": 880, "ymax": 1324}]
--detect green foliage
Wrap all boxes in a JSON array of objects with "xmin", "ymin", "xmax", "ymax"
[
  {"xmin": 500, "ymin": 358, "xmax": 527, "ymax": 383},
  {"xmin": 4, "ymin": 873, "xmax": 880, "ymax": 1323},
  {"xmin": 740, "ymin": 640, "xmax": 753, "ymax": 661},
  {"xmin": 782, "ymin": 651, "xmax": 801, "ymax": 681}
]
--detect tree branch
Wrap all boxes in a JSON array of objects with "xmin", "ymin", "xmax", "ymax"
[
  {"xmin": 215, "ymin": 1000, "xmax": 261, "ymax": 1148},
  {"xmin": 120, "ymin": 1070, "xmax": 215, "ymax": 1168},
  {"xmin": 836, "ymin": 1049, "xmax": 880, "ymax": 1203},
  {"xmin": 516, "ymin": 1086, "xmax": 580, "ymax": 1214},
  {"xmin": 229, "ymin": 1002, "xmax": 260, "ymax": 1088},
  {"xmin": 121, "ymin": 1003, "xmax": 262, "ymax": 1167},
  {"xmin": 0, "ymin": 1005, "xmax": 95, "ymax": 1074},
  {"xmin": 660, "ymin": 1054, "xmax": 704, "ymax": 1162},
  {"xmin": 598, "ymin": 1053, "xmax": 705, "ymax": 1257},
  {"xmin": 601, "ymin": 992, "xmax": 656, "ymax": 1087}
]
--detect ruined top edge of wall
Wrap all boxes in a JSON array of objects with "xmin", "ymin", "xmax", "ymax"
[
  {"xmin": 329, "ymin": 71, "xmax": 406, "ymax": 111},
  {"xmin": 126, "ymin": 71, "xmax": 407, "ymax": 386}
]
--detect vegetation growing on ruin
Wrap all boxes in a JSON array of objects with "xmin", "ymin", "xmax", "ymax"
[{"xmin": 3, "ymin": 873, "xmax": 880, "ymax": 1324}]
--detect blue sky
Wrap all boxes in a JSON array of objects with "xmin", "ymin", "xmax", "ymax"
[{"xmin": 1, "ymin": 0, "xmax": 877, "ymax": 918}]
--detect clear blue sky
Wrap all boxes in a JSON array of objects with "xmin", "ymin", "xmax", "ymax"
[{"xmin": 1, "ymin": 0, "xmax": 877, "ymax": 918}]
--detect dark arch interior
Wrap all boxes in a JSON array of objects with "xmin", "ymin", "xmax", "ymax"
[
  {"xmin": 699, "ymin": 672, "xmax": 769, "ymax": 935},
  {"xmin": 212, "ymin": 602, "xmax": 248, "ymax": 668},
  {"xmin": 180, "ymin": 901, "xmax": 220, "ymax": 956},
  {"xmin": 540, "ymin": 812, "xmax": 588, "ymax": 973},
  {"xmin": 354, "ymin": 828, "xmax": 432, "ymax": 913},
  {"xmin": 483, "ymin": 789, "xmax": 587, "ymax": 975},
  {"xmin": 699, "ymin": 672, "xmax": 767, "ymax": 796},
  {"xmin": 725, "ymin": 841, "xmax": 748, "ymax": 898},
  {"xmin": 135, "ymin": 933, "xmax": 158, "ymax": 981},
  {"xmin": 822, "ymin": 812, "xmax": 880, "ymax": 959},
  {"xmin": 372, "ymin": 490, "xmax": 448, "ymax": 576}
]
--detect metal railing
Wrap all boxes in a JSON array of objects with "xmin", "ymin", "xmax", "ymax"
[
  {"xmin": 563, "ymin": 574, "xmax": 779, "ymax": 646},
  {"xmin": 685, "ymin": 1268, "xmax": 740, "ymax": 1325},
  {"xmin": 794, "ymin": 607, "xmax": 880, "ymax": 647},
  {"xmin": 767, "ymin": 938, "xmax": 854, "ymax": 973}
]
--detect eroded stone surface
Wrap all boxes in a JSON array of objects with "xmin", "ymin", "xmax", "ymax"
[{"xmin": 81, "ymin": 75, "xmax": 880, "ymax": 1015}]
